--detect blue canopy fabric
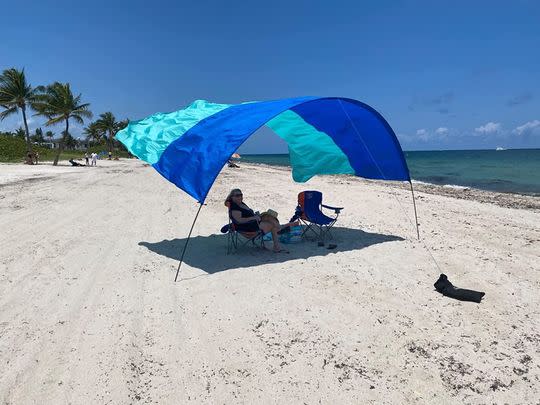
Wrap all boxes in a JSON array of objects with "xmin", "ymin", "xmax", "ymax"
[{"xmin": 116, "ymin": 97, "xmax": 410, "ymax": 203}]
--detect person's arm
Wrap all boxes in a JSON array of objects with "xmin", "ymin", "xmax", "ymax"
[{"xmin": 231, "ymin": 210, "xmax": 260, "ymax": 224}]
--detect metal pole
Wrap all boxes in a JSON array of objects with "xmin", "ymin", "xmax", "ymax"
[
  {"xmin": 409, "ymin": 181, "xmax": 420, "ymax": 240},
  {"xmin": 174, "ymin": 203, "xmax": 204, "ymax": 282}
]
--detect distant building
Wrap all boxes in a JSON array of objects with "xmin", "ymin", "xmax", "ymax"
[
  {"xmin": 36, "ymin": 142, "xmax": 55, "ymax": 149},
  {"xmin": 34, "ymin": 138, "xmax": 89, "ymax": 150},
  {"xmin": 76, "ymin": 138, "xmax": 89, "ymax": 150}
]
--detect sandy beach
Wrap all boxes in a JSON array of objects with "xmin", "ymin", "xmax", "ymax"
[{"xmin": 0, "ymin": 159, "xmax": 539, "ymax": 404}]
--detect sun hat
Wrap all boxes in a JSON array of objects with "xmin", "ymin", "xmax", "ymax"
[{"xmin": 260, "ymin": 209, "xmax": 278, "ymax": 220}]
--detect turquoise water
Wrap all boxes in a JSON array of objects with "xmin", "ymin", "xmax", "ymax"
[{"xmin": 239, "ymin": 149, "xmax": 540, "ymax": 196}]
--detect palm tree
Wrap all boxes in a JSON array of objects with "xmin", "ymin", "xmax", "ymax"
[
  {"xmin": 45, "ymin": 130, "xmax": 54, "ymax": 144},
  {"xmin": 32, "ymin": 127, "xmax": 45, "ymax": 143},
  {"xmin": 62, "ymin": 131, "xmax": 77, "ymax": 149},
  {"xmin": 83, "ymin": 121, "xmax": 104, "ymax": 146},
  {"xmin": 117, "ymin": 118, "xmax": 129, "ymax": 131},
  {"xmin": 33, "ymin": 82, "xmax": 92, "ymax": 165},
  {"xmin": 0, "ymin": 68, "xmax": 38, "ymax": 153},
  {"xmin": 95, "ymin": 112, "xmax": 119, "ymax": 157},
  {"xmin": 14, "ymin": 127, "xmax": 26, "ymax": 139}
]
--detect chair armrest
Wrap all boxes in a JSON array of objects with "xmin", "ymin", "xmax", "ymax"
[{"xmin": 322, "ymin": 204, "xmax": 343, "ymax": 213}]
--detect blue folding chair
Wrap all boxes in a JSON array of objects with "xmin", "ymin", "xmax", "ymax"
[{"xmin": 297, "ymin": 191, "xmax": 343, "ymax": 243}]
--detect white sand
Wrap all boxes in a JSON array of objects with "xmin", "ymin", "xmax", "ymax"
[{"xmin": 0, "ymin": 159, "xmax": 539, "ymax": 404}]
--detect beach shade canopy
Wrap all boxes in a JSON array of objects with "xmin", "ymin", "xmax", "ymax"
[{"xmin": 116, "ymin": 96, "xmax": 410, "ymax": 203}]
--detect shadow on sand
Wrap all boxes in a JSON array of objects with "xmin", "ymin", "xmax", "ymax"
[{"xmin": 139, "ymin": 227, "xmax": 404, "ymax": 275}]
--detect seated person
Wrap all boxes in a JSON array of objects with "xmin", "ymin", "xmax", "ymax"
[
  {"xmin": 69, "ymin": 159, "xmax": 86, "ymax": 167},
  {"xmin": 25, "ymin": 151, "xmax": 34, "ymax": 165},
  {"xmin": 225, "ymin": 188, "xmax": 292, "ymax": 253}
]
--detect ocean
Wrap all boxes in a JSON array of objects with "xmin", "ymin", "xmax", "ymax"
[{"xmin": 239, "ymin": 149, "xmax": 540, "ymax": 196}]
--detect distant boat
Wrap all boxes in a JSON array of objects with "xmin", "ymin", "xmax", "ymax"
[{"xmin": 496, "ymin": 147, "xmax": 506, "ymax": 151}]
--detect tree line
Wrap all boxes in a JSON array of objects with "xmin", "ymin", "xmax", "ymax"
[
  {"xmin": 0, "ymin": 68, "xmax": 128, "ymax": 165},
  {"xmin": 1, "ymin": 126, "xmax": 91, "ymax": 150}
]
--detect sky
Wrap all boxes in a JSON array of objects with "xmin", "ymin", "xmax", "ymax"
[{"xmin": 1, "ymin": 0, "xmax": 539, "ymax": 152}]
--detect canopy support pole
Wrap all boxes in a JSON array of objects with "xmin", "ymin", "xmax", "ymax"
[
  {"xmin": 174, "ymin": 203, "xmax": 204, "ymax": 282},
  {"xmin": 409, "ymin": 181, "xmax": 420, "ymax": 240}
]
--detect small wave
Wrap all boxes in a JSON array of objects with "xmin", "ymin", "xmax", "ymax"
[
  {"xmin": 411, "ymin": 180, "xmax": 433, "ymax": 187},
  {"xmin": 412, "ymin": 179, "xmax": 470, "ymax": 191},
  {"xmin": 442, "ymin": 184, "xmax": 470, "ymax": 191}
]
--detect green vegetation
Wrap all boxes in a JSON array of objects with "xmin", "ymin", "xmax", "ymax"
[
  {"xmin": 0, "ymin": 134, "xmax": 81, "ymax": 162},
  {"xmin": 31, "ymin": 127, "xmax": 45, "ymax": 143},
  {"xmin": 0, "ymin": 67, "xmax": 131, "ymax": 164},
  {"xmin": 0, "ymin": 135, "xmax": 131, "ymax": 163},
  {"xmin": 0, "ymin": 134, "xmax": 32, "ymax": 162}
]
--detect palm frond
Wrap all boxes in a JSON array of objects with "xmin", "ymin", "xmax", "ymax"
[
  {"xmin": 95, "ymin": 111, "xmax": 118, "ymax": 136},
  {"xmin": 71, "ymin": 115, "xmax": 84, "ymax": 125},
  {"xmin": 32, "ymin": 82, "xmax": 92, "ymax": 127},
  {"xmin": 83, "ymin": 121, "xmax": 105, "ymax": 142},
  {"xmin": 44, "ymin": 116, "xmax": 65, "ymax": 126},
  {"xmin": 73, "ymin": 108, "xmax": 93, "ymax": 119},
  {"xmin": 0, "ymin": 68, "xmax": 36, "ymax": 112},
  {"xmin": 0, "ymin": 106, "xmax": 18, "ymax": 120}
]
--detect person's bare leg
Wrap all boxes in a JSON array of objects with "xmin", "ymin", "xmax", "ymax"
[
  {"xmin": 270, "ymin": 225, "xmax": 281, "ymax": 251},
  {"xmin": 279, "ymin": 221, "xmax": 298, "ymax": 231},
  {"xmin": 259, "ymin": 221, "xmax": 283, "ymax": 252}
]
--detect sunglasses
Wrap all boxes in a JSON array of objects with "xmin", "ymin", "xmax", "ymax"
[{"xmin": 233, "ymin": 193, "xmax": 243, "ymax": 197}]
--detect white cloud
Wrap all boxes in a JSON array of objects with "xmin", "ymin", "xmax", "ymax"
[
  {"xmin": 475, "ymin": 122, "xmax": 501, "ymax": 134},
  {"xmin": 513, "ymin": 120, "xmax": 540, "ymax": 135},
  {"xmin": 397, "ymin": 133, "xmax": 411, "ymax": 141},
  {"xmin": 16, "ymin": 117, "xmax": 34, "ymax": 127},
  {"xmin": 415, "ymin": 129, "xmax": 429, "ymax": 141},
  {"xmin": 435, "ymin": 127, "xmax": 448, "ymax": 135}
]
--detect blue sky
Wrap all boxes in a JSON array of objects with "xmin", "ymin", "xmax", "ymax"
[{"xmin": 1, "ymin": 0, "xmax": 539, "ymax": 151}]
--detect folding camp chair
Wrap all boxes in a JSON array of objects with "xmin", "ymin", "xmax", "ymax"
[
  {"xmin": 224, "ymin": 202, "xmax": 265, "ymax": 254},
  {"xmin": 297, "ymin": 191, "xmax": 343, "ymax": 243}
]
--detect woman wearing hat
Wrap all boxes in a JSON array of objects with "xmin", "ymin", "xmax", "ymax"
[{"xmin": 225, "ymin": 189, "xmax": 290, "ymax": 253}]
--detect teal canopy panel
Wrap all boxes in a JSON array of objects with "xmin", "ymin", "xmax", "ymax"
[
  {"xmin": 116, "ymin": 99, "xmax": 230, "ymax": 164},
  {"xmin": 267, "ymin": 110, "xmax": 356, "ymax": 182}
]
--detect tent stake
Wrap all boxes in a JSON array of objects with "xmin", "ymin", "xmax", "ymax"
[
  {"xmin": 409, "ymin": 181, "xmax": 420, "ymax": 240},
  {"xmin": 174, "ymin": 203, "xmax": 204, "ymax": 282}
]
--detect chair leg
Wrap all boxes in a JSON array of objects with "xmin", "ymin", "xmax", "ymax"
[
  {"xmin": 227, "ymin": 232, "xmax": 234, "ymax": 254},
  {"xmin": 318, "ymin": 225, "xmax": 326, "ymax": 244},
  {"xmin": 325, "ymin": 220, "xmax": 337, "ymax": 240},
  {"xmin": 230, "ymin": 231, "xmax": 264, "ymax": 253},
  {"xmin": 300, "ymin": 220, "xmax": 309, "ymax": 238},
  {"xmin": 228, "ymin": 232, "xmax": 240, "ymax": 254},
  {"xmin": 325, "ymin": 228, "xmax": 332, "ymax": 241},
  {"xmin": 303, "ymin": 223, "xmax": 319, "ymax": 240},
  {"xmin": 319, "ymin": 225, "xmax": 326, "ymax": 243},
  {"xmin": 300, "ymin": 220, "xmax": 326, "ymax": 243},
  {"xmin": 300, "ymin": 216, "xmax": 339, "ymax": 245}
]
